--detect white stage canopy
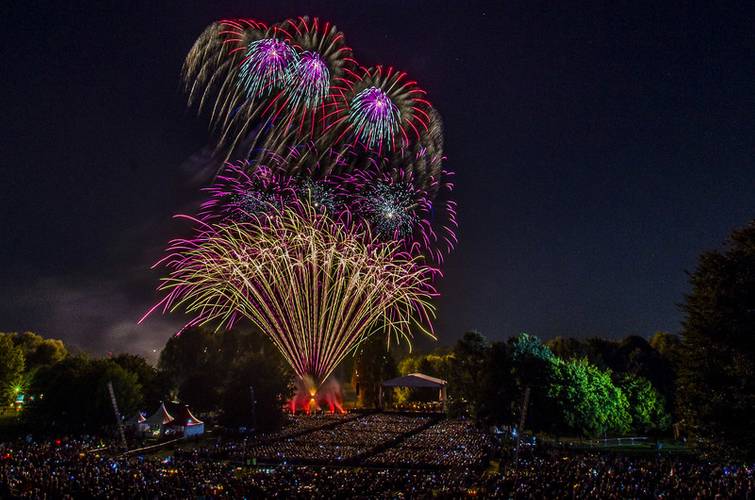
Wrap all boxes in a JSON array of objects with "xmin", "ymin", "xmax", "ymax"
[{"xmin": 381, "ymin": 373, "xmax": 448, "ymax": 388}]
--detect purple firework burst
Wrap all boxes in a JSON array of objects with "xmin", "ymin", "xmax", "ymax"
[
  {"xmin": 239, "ymin": 38, "xmax": 298, "ymax": 98},
  {"xmin": 338, "ymin": 168, "xmax": 457, "ymax": 264},
  {"xmin": 286, "ymin": 51, "xmax": 330, "ymax": 109},
  {"xmin": 199, "ymin": 162, "xmax": 298, "ymax": 223},
  {"xmin": 348, "ymin": 86, "xmax": 400, "ymax": 149}
]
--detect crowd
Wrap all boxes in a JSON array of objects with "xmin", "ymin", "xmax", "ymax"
[
  {"xmin": 174, "ymin": 413, "xmax": 433, "ymax": 465},
  {"xmin": 271, "ymin": 413, "xmax": 356, "ymax": 439},
  {"xmin": 1, "ymin": 415, "xmax": 753, "ymax": 498},
  {"xmin": 484, "ymin": 451, "xmax": 754, "ymax": 499},
  {"xmin": 366, "ymin": 419, "xmax": 491, "ymax": 469},
  {"xmin": 0, "ymin": 434, "xmax": 478, "ymax": 498}
]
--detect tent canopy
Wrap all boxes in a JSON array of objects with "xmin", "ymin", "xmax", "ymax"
[
  {"xmin": 382, "ymin": 373, "xmax": 447, "ymax": 388},
  {"xmin": 145, "ymin": 402, "xmax": 174, "ymax": 425},
  {"xmin": 125, "ymin": 412, "xmax": 146, "ymax": 425},
  {"xmin": 165, "ymin": 405, "xmax": 204, "ymax": 428}
]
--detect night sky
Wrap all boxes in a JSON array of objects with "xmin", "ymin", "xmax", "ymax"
[{"xmin": 1, "ymin": 2, "xmax": 753, "ymax": 360}]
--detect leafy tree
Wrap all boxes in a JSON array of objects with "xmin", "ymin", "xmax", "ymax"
[
  {"xmin": 448, "ymin": 331, "xmax": 490, "ymax": 414},
  {"xmin": 477, "ymin": 341, "xmax": 516, "ymax": 424},
  {"xmin": 511, "ymin": 332, "xmax": 555, "ymax": 366},
  {"xmin": 158, "ymin": 327, "xmax": 218, "ymax": 390},
  {"xmin": 618, "ymin": 374, "xmax": 670, "ymax": 434},
  {"xmin": 352, "ymin": 335, "xmax": 398, "ymax": 408},
  {"xmin": 219, "ymin": 351, "xmax": 292, "ymax": 432},
  {"xmin": 508, "ymin": 333, "xmax": 560, "ymax": 432},
  {"xmin": 677, "ymin": 221, "xmax": 755, "ymax": 460},
  {"xmin": 546, "ymin": 336, "xmax": 588, "ymax": 360},
  {"xmin": 547, "ymin": 333, "xmax": 678, "ymax": 416},
  {"xmin": 23, "ymin": 356, "xmax": 142, "ymax": 434},
  {"xmin": 0, "ymin": 334, "xmax": 25, "ymax": 406},
  {"xmin": 549, "ymin": 358, "xmax": 630, "ymax": 437},
  {"xmin": 111, "ymin": 354, "xmax": 168, "ymax": 411},
  {"xmin": 178, "ymin": 374, "xmax": 223, "ymax": 413},
  {"xmin": 158, "ymin": 326, "xmax": 269, "ymax": 411},
  {"xmin": 649, "ymin": 331, "xmax": 682, "ymax": 359},
  {"xmin": 10, "ymin": 331, "xmax": 67, "ymax": 370}
]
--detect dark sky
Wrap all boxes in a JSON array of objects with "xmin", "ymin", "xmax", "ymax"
[{"xmin": 1, "ymin": 1, "xmax": 753, "ymax": 360}]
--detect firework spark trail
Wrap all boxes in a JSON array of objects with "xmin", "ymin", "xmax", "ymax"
[
  {"xmin": 144, "ymin": 205, "xmax": 437, "ymax": 385},
  {"xmin": 149, "ymin": 16, "xmax": 458, "ymax": 395},
  {"xmin": 348, "ymin": 87, "xmax": 401, "ymax": 150},
  {"xmin": 239, "ymin": 38, "xmax": 298, "ymax": 98}
]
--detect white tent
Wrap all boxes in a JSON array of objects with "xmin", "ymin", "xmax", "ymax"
[
  {"xmin": 125, "ymin": 412, "xmax": 149, "ymax": 436},
  {"xmin": 165, "ymin": 405, "xmax": 205, "ymax": 438},
  {"xmin": 380, "ymin": 373, "xmax": 448, "ymax": 411},
  {"xmin": 144, "ymin": 402, "xmax": 174, "ymax": 436}
]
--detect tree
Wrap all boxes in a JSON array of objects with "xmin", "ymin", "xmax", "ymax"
[
  {"xmin": 547, "ymin": 333, "xmax": 679, "ymax": 418},
  {"xmin": 23, "ymin": 356, "xmax": 143, "ymax": 434},
  {"xmin": 219, "ymin": 352, "xmax": 291, "ymax": 432},
  {"xmin": 158, "ymin": 326, "xmax": 267, "ymax": 411},
  {"xmin": 0, "ymin": 334, "xmax": 25, "ymax": 406},
  {"xmin": 677, "ymin": 221, "xmax": 755, "ymax": 460},
  {"xmin": 618, "ymin": 374, "xmax": 670, "ymax": 434},
  {"xmin": 549, "ymin": 358, "xmax": 630, "ymax": 437},
  {"xmin": 448, "ymin": 331, "xmax": 490, "ymax": 415},
  {"xmin": 508, "ymin": 333, "xmax": 560, "ymax": 433},
  {"xmin": 546, "ymin": 336, "xmax": 587, "ymax": 360},
  {"xmin": 352, "ymin": 335, "xmax": 398, "ymax": 408},
  {"xmin": 10, "ymin": 331, "xmax": 67, "ymax": 370},
  {"xmin": 158, "ymin": 327, "xmax": 218, "ymax": 390},
  {"xmin": 477, "ymin": 341, "xmax": 516, "ymax": 424},
  {"xmin": 111, "ymin": 354, "xmax": 167, "ymax": 410}
]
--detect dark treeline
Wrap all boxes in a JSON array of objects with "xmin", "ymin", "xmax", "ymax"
[
  {"xmin": 0, "ymin": 328, "xmax": 293, "ymax": 436},
  {"xmin": 1, "ymin": 221, "xmax": 752, "ymax": 460}
]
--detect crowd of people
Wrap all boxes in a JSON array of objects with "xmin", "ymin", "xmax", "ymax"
[
  {"xmin": 1, "ymin": 414, "xmax": 753, "ymax": 498},
  {"xmin": 366, "ymin": 419, "xmax": 491, "ymax": 469},
  {"xmin": 486, "ymin": 451, "xmax": 754, "ymax": 498},
  {"xmin": 269, "ymin": 413, "xmax": 356, "ymax": 439},
  {"xmin": 172, "ymin": 413, "xmax": 434, "ymax": 465},
  {"xmin": 0, "ymin": 441, "xmax": 478, "ymax": 498}
]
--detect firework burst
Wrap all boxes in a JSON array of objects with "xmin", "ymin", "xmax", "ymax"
[
  {"xmin": 339, "ymin": 167, "xmax": 458, "ymax": 264},
  {"xmin": 327, "ymin": 65, "xmax": 432, "ymax": 154},
  {"xmin": 239, "ymin": 38, "xmax": 298, "ymax": 98},
  {"xmin": 149, "ymin": 15, "xmax": 457, "ymax": 400},
  {"xmin": 349, "ymin": 87, "xmax": 401, "ymax": 150},
  {"xmin": 198, "ymin": 162, "xmax": 297, "ymax": 223},
  {"xmin": 297, "ymin": 177, "xmax": 339, "ymax": 214},
  {"xmin": 142, "ymin": 205, "xmax": 437, "ymax": 385},
  {"xmin": 285, "ymin": 51, "xmax": 330, "ymax": 109}
]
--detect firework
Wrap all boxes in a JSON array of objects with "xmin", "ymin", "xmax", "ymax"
[
  {"xmin": 360, "ymin": 180, "xmax": 419, "ymax": 238},
  {"xmin": 182, "ymin": 19, "xmax": 268, "ymax": 128},
  {"xmin": 390, "ymin": 106, "xmax": 445, "ymax": 194},
  {"xmin": 239, "ymin": 38, "xmax": 298, "ymax": 98},
  {"xmin": 142, "ymin": 205, "xmax": 437, "ymax": 386},
  {"xmin": 297, "ymin": 177, "xmax": 339, "ymax": 214},
  {"xmin": 348, "ymin": 87, "xmax": 401, "ymax": 150},
  {"xmin": 281, "ymin": 17, "xmax": 357, "ymax": 115},
  {"xmin": 198, "ymin": 162, "xmax": 297, "ymax": 223},
  {"xmin": 327, "ymin": 65, "xmax": 432, "ymax": 154},
  {"xmin": 337, "ymin": 167, "xmax": 457, "ymax": 264},
  {"xmin": 286, "ymin": 51, "xmax": 330, "ymax": 109},
  {"xmin": 150, "ymin": 16, "xmax": 457, "ymax": 402}
]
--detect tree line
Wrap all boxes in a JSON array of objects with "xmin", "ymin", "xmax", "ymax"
[{"xmin": 1, "ymin": 221, "xmax": 752, "ymax": 459}]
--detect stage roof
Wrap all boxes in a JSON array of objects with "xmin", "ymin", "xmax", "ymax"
[{"xmin": 382, "ymin": 373, "xmax": 447, "ymax": 388}]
